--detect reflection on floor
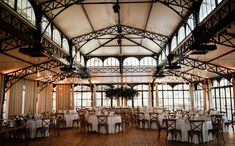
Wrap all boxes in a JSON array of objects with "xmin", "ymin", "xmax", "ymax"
[{"xmin": 3, "ymin": 127, "xmax": 235, "ymax": 146}]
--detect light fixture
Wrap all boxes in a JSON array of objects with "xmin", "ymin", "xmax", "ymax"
[{"xmin": 113, "ymin": 0, "xmax": 120, "ymax": 13}]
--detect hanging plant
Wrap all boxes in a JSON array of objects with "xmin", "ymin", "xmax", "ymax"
[{"xmin": 105, "ymin": 87, "xmax": 139, "ymax": 100}]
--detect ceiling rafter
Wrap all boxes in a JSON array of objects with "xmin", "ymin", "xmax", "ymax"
[
  {"xmin": 179, "ymin": 57, "xmax": 235, "ymax": 76},
  {"xmin": 85, "ymin": 36, "xmax": 118, "ymax": 55},
  {"xmin": 40, "ymin": 0, "xmax": 192, "ymax": 13},
  {"xmin": 80, "ymin": 4, "xmax": 101, "ymax": 46},
  {"xmin": 122, "ymin": 36, "xmax": 158, "ymax": 54},
  {"xmin": 140, "ymin": 0, "xmax": 154, "ymax": 45},
  {"xmin": 72, "ymin": 25, "xmax": 168, "ymax": 47}
]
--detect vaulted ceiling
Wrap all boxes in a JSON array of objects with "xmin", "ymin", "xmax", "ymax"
[{"xmin": 0, "ymin": 0, "xmax": 235, "ymax": 86}]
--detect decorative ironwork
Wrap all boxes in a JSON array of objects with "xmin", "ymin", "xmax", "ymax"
[
  {"xmin": 5, "ymin": 60, "xmax": 62, "ymax": 91},
  {"xmin": 211, "ymin": 32, "xmax": 235, "ymax": 48},
  {"xmin": 0, "ymin": 2, "xmax": 35, "ymax": 45},
  {"xmin": 88, "ymin": 66, "xmax": 156, "ymax": 73},
  {"xmin": 169, "ymin": 70, "xmax": 205, "ymax": 82},
  {"xmin": 165, "ymin": 0, "xmax": 235, "ymax": 67},
  {"xmin": 40, "ymin": 0, "xmax": 192, "ymax": 13},
  {"xmin": 72, "ymin": 25, "xmax": 168, "ymax": 47},
  {"xmin": 179, "ymin": 57, "xmax": 235, "ymax": 76},
  {"xmin": 0, "ymin": 37, "xmax": 28, "ymax": 53}
]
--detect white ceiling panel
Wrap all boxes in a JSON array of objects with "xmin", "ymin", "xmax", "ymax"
[{"xmin": 53, "ymin": 5, "xmax": 93, "ymax": 38}]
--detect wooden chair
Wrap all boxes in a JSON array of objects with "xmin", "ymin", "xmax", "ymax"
[
  {"xmin": 149, "ymin": 112, "xmax": 158, "ymax": 129},
  {"xmin": 166, "ymin": 118, "xmax": 182, "ymax": 143},
  {"xmin": 72, "ymin": 113, "xmax": 80, "ymax": 128},
  {"xmin": 49, "ymin": 116, "xmax": 60, "ymax": 136},
  {"xmin": 97, "ymin": 115, "xmax": 108, "ymax": 134},
  {"xmin": 208, "ymin": 114, "xmax": 225, "ymax": 143},
  {"xmin": 156, "ymin": 118, "xmax": 167, "ymax": 139},
  {"xmin": 137, "ymin": 112, "xmax": 149, "ymax": 129},
  {"xmin": 115, "ymin": 113, "xmax": 130, "ymax": 133},
  {"xmin": 225, "ymin": 112, "xmax": 235, "ymax": 133},
  {"xmin": 36, "ymin": 118, "xmax": 50, "ymax": 138},
  {"xmin": 188, "ymin": 119, "xmax": 205, "ymax": 145},
  {"xmin": 79, "ymin": 113, "xmax": 92, "ymax": 133}
]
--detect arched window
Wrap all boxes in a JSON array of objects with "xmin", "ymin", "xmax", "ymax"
[
  {"xmin": 3, "ymin": 0, "xmax": 14, "ymax": 8},
  {"xmin": 178, "ymin": 26, "xmax": 185, "ymax": 43},
  {"xmin": 186, "ymin": 14, "xmax": 194, "ymax": 36},
  {"xmin": 132, "ymin": 85, "xmax": 149, "ymax": 107},
  {"xmin": 123, "ymin": 57, "xmax": 139, "ymax": 66},
  {"xmin": 53, "ymin": 29, "xmax": 61, "ymax": 46},
  {"xmin": 158, "ymin": 84, "xmax": 173, "ymax": 109},
  {"xmin": 211, "ymin": 78, "xmax": 233, "ymax": 120},
  {"xmin": 41, "ymin": 16, "xmax": 51, "ymax": 37},
  {"xmin": 96, "ymin": 85, "xmax": 112, "ymax": 107},
  {"xmin": 173, "ymin": 84, "xmax": 190, "ymax": 110},
  {"xmin": 104, "ymin": 57, "xmax": 119, "ymax": 66},
  {"xmin": 74, "ymin": 85, "xmax": 91, "ymax": 108},
  {"xmin": 62, "ymin": 38, "xmax": 69, "ymax": 53},
  {"xmin": 220, "ymin": 78, "xmax": 230, "ymax": 86},
  {"xmin": 17, "ymin": 0, "xmax": 36, "ymax": 25},
  {"xmin": 140, "ymin": 57, "xmax": 156, "ymax": 66},
  {"xmin": 87, "ymin": 58, "xmax": 103, "ymax": 67},
  {"xmin": 171, "ymin": 36, "xmax": 177, "ymax": 51},
  {"xmin": 199, "ymin": 0, "xmax": 216, "ymax": 22}
]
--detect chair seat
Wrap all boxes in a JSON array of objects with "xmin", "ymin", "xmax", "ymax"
[{"xmin": 188, "ymin": 129, "xmax": 203, "ymax": 135}]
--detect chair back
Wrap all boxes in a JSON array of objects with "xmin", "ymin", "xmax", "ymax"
[
  {"xmin": 149, "ymin": 112, "xmax": 158, "ymax": 121},
  {"xmin": 166, "ymin": 118, "xmax": 177, "ymax": 130},
  {"xmin": 97, "ymin": 115, "xmax": 108, "ymax": 125},
  {"xmin": 42, "ymin": 118, "xmax": 50, "ymax": 128},
  {"xmin": 189, "ymin": 119, "xmax": 204, "ymax": 132},
  {"xmin": 211, "ymin": 115, "xmax": 223, "ymax": 131}
]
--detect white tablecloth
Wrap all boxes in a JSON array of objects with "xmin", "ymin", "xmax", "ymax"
[
  {"xmin": 88, "ymin": 115, "xmax": 122, "ymax": 134},
  {"xmin": 167, "ymin": 119, "xmax": 213, "ymax": 144},
  {"xmin": 27, "ymin": 119, "xmax": 50, "ymax": 138},
  {"xmin": 64, "ymin": 113, "xmax": 79, "ymax": 128}
]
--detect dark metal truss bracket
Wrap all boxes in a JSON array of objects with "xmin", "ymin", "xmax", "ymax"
[
  {"xmin": 179, "ymin": 57, "xmax": 235, "ymax": 76},
  {"xmin": 72, "ymin": 25, "xmax": 168, "ymax": 47},
  {"xmin": 169, "ymin": 70, "xmax": 205, "ymax": 82},
  {"xmin": 210, "ymin": 32, "xmax": 235, "ymax": 48},
  {"xmin": 40, "ymin": 0, "xmax": 192, "ymax": 14},
  {"xmin": 0, "ymin": 37, "xmax": 28, "ymax": 53},
  {"xmin": 5, "ymin": 60, "xmax": 62, "ymax": 92}
]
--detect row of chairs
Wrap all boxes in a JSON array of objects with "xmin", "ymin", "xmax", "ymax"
[{"xmin": 156, "ymin": 114, "xmax": 225, "ymax": 145}]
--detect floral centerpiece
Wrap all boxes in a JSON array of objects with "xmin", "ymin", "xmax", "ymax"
[
  {"xmin": 105, "ymin": 87, "xmax": 139, "ymax": 100},
  {"xmin": 14, "ymin": 116, "xmax": 25, "ymax": 127}
]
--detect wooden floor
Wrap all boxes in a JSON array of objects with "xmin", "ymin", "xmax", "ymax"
[{"xmin": 4, "ymin": 127, "xmax": 235, "ymax": 146}]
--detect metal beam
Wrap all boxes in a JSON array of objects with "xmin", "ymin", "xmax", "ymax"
[
  {"xmin": 122, "ymin": 36, "xmax": 158, "ymax": 54},
  {"xmin": 40, "ymin": 0, "xmax": 192, "ymax": 13},
  {"xmin": 0, "ymin": 37, "xmax": 28, "ymax": 53},
  {"xmin": 72, "ymin": 25, "xmax": 168, "ymax": 46},
  {"xmin": 85, "ymin": 36, "xmax": 118, "ymax": 55},
  {"xmin": 5, "ymin": 60, "xmax": 62, "ymax": 91},
  {"xmin": 179, "ymin": 57, "xmax": 235, "ymax": 76},
  {"xmin": 211, "ymin": 33, "xmax": 235, "ymax": 48}
]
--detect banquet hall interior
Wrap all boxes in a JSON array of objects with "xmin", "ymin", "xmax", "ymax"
[{"xmin": 0, "ymin": 0, "xmax": 235, "ymax": 146}]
